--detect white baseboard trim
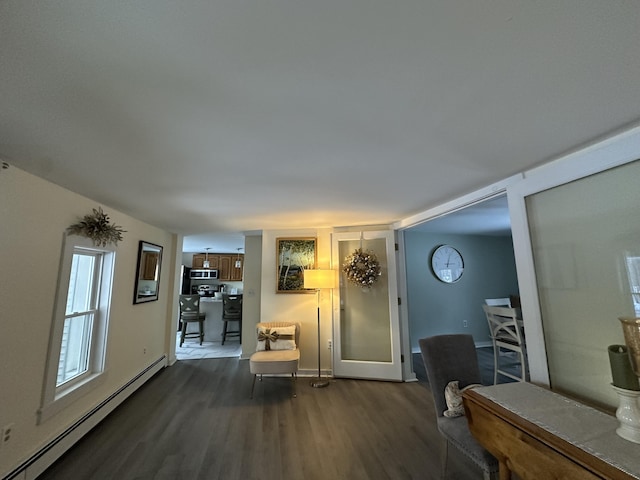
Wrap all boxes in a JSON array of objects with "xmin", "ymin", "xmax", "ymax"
[
  {"xmin": 3, "ymin": 356, "xmax": 167, "ymax": 480},
  {"xmin": 250, "ymin": 369, "xmax": 333, "ymax": 378},
  {"xmin": 297, "ymin": 369, "xmax": 332, "ymax": 377}
]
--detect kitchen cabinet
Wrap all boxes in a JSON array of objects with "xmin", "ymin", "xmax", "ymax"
[
  {"xmin": 192, "ymin": 253, "xmax": 219, "ymax": 270},
  {"xmin": 192, "ymin": 253, "xmax": 243, "ymax": 281},
  {"xmin": 219, "ymin": 256, "xmax": 231, "ymax": 280},
  {"xmin": 230, "ymin": 256, "xmax": 243, "ymax": 281},
  {"xmin": 219, "ymin": 255, "xmax": 244, "ymax": 281},
  {"xmin": 140, "ymin": 252, "xmax": 159, "ymax": 280},
  {"xmin": 192, "ymin": 254, "xmax": 205, "ymax": 269}
]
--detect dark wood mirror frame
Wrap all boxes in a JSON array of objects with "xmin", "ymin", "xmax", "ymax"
[{"xmin": 133, "ymin": 240, "xmax": 163, "ymax": 304}]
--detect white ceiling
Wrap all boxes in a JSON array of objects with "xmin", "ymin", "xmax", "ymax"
[{"xmin": 1, "ymin": 1, "xmax": 639, "ymax": 252}]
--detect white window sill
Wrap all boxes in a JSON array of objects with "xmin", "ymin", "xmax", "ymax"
[{"xmin": 38, "ymin": 371, "xmax": 107, "ymax": 424}]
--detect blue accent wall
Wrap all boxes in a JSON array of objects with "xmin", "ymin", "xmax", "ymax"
[{"xmin": 404, "ymin": 231, "xmax": 519, "ymax": 351}]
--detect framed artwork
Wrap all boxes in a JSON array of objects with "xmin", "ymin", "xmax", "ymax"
[
  {"xmin": 276, "ymin": 237, "xmax": 317, "ymax": 293},
  {"xmin": 133, "ymin": 241, "xmax": 163, "ymax": 304}
]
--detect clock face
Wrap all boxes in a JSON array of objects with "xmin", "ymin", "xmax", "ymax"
[{"xmin": 431, "ymin": 245, "xmax": 464, "ymax": 283}]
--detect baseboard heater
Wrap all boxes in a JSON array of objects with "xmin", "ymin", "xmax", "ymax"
[{"xmin": 3, "ymin": 355, "xmax": 167, "ymax": 480}]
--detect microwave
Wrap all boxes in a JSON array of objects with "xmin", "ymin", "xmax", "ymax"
[{"xmin": 190, "ymin": 269, "xmax": 219, "ymax": 279}]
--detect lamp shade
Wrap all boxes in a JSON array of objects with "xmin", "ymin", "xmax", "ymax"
[{"xmin": 304, "ymin": 269, "xmax": 337, "ymax": 289}]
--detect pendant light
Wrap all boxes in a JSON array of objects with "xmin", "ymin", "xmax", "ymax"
[
  {"xmin": 235, "ymin": 248, "xmax": 243, "ymax": 268},
  {"xmin": 203, "ymin": 248, "xmax": 211, "ymax": 269}
]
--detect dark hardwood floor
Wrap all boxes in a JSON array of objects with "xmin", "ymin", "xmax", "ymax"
[{"xmin": 39, "ymin": 357, "xmax": 487, "ymax": 480}]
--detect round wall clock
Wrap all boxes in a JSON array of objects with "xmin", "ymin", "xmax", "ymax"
[{"xmin": 430, "ymin": 245, "xmax": 464, "ymax": 283}]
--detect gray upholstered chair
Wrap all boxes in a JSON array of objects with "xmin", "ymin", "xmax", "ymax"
[
  {"xmin": 249, "ymin": 322, "xmax": 300, "ymax": 398},
  {"xmin": 178, "ymin": 295, "xmax": 206, "ymax": 347},
  {"xmin": 419, "ymin": 334, "xmax": 499, "ymax": 480}
]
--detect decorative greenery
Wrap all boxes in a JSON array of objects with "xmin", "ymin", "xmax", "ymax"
[
  {"xmin": 67, "ymin": 207, "xmax": 126, "ymax": 246},
  {"xmin": 342, "ymin": 248, "xmax": 382, "ymax": 289}
]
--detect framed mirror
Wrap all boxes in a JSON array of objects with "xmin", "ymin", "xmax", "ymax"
[{"xmin": 134, "ymin": 241, "xmax": 163, "ymax": 304}]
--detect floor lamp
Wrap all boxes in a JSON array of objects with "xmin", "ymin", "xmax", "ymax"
[{"xmin": 304, "ymin": 269, "xmax": 336, "ymax": 388}]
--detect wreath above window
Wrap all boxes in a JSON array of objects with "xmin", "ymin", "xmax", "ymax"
[
  {"xmin": 67, "ymin": 207, "xmax": 126, "ymax": 247},
  {"xmin": 342, "ymin": 248, "xmax": 382, "ymax": 289}
]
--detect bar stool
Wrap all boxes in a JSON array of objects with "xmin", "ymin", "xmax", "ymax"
[
  {"xmin": 179, "ymin": 295, "xmax": 206, "ymax": 347},
  {"xmin": 221, "ymin": 294, "xmax": 242, "ymax": 344}
]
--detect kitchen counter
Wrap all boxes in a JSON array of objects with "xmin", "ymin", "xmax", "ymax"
[
  {"xmin": 198, "ymin": 296, "xmax": 223, "ymax": 342},
  {"xmin": 200, "ymin": 296, "xmax": 222, "ymax": 302}
]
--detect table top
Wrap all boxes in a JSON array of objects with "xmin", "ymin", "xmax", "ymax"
[{"xmin": 466, "ymin": 382, "xmax": 640, "ymax": 479}]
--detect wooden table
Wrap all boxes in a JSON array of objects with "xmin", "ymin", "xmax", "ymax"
[{"xmin": 462, "ymin": 382, "xmax": 640, "ymax": 480}]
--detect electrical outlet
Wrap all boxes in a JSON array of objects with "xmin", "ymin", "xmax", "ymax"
[
  {"xmin": 143, "ymin": 347, "xmax": 147, "ymax": 355},
  {"xmin": 1, "ymin": 423, "xmax": 14, "ymax": 446},
  {"xmin": 327, "ymin": 339, "xmax": 332, "ymax": 349},
  {"xmin": 463, "ymin": 320, "xmax": 468, "ymax": 328}
]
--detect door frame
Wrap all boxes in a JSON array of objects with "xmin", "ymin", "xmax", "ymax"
[{"xmin": 393, "ymin": 174, "xmax": 523, "ymax": 381}]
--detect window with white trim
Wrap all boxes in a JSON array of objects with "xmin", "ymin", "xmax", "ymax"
[
  {"xmin": 39, "ymin": 236, "xmax": 115, "ymax": 422},
  {"xmin": 58, "ymin": 248, "xmax": 101, "ymax": 387},
  {"xmin": 625, "ymin": 255, "xmax": 640, "ymax": 316}
]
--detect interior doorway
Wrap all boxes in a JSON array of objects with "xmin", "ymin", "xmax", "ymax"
[{"xmin": 401, "ymin": 194, "xmax": 519, "ymax": 376}]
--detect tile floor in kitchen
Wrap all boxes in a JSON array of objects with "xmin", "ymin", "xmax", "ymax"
[{"xmin": 175, "ymin": 331, "xmax": 242, "ymax": 360}]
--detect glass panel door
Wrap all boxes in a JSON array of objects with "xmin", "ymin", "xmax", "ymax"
[
  {"xmin": 332, "ymin": 231, "xmax": 402, "ymax": 381},
  {"xmin": 526, "ymin": 159, "xmax": 640, "ymax": 408}
]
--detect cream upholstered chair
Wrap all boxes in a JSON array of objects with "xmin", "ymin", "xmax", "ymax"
[
  {"xmin": 249, "ymin": 322, "xmax": 300, "ymax": 398},
  {"xmin": 482, "ymin": 304, "xmax": 529, "ymax": 384}
]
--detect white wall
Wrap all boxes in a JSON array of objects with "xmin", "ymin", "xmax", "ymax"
[
  {"xmin": 0, "ymin": 167, "xmax": 177, "ymax": 477},
  {"xmin": 258, "ymin": 229, "xmax": 333, "ymax": 374},
  {"xmin": 241, "ymin": 234, "xmax": 262, "ymax": 359}
]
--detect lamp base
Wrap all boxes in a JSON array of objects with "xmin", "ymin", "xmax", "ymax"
[{"xmin": 310, "ymin": 377, "xmax": 330, "ymax": 388}]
